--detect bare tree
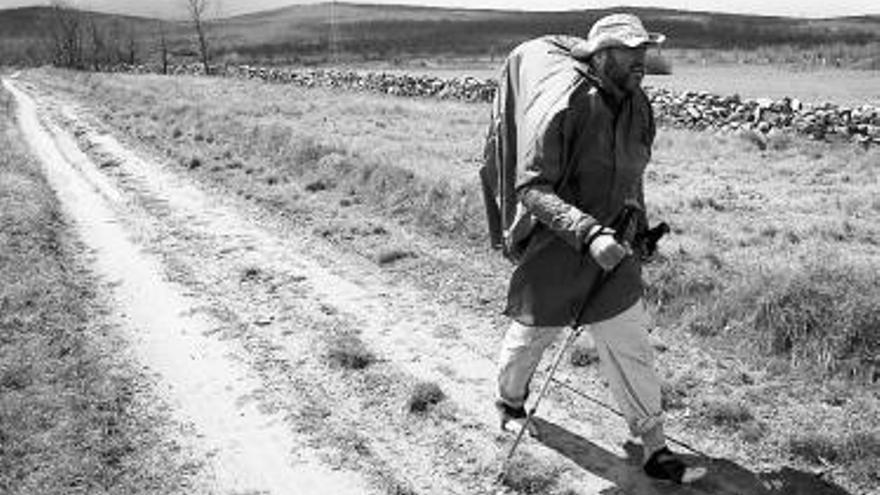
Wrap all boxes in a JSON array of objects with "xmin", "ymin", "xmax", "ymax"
[
  {"xmin": 87, "ymin": 15, "xmax": 105, "ymax": 70},
  {"xmin": 48, "ymin": 0, "xmax": 84, "ymax": 69},
  {"xmin": 185, "ymin": 0, "xmax": 212, "ymax": 74},
  {"xmin": 158, "ymin": 21, "xmax": 170, "ymax": 75},
  {"xmin": 107, "ymin": 20, "xmax": 125, "ymax": 64},
  {"xmin": 125, "ymin": 24, "xmax": 138, "ymax": 65}
]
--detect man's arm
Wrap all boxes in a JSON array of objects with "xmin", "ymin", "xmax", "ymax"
[
  {"xmin": 516, "ymin": 106, "xmax": 629, "ymax": 270},
  {"xmin": 515, "ymin": 109, "xmax": 597, "ymax": 252}
]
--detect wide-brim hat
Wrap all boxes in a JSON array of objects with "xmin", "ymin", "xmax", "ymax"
[{"xmin": 571, "ymin": 13, "xmax": 666, "ymax": 59}]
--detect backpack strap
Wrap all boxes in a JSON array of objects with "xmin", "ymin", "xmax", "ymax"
[{"xmin": 555, "ymin": 71, "xmax": 594, "ymax": 198}]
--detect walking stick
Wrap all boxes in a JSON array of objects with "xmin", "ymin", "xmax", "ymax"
[{"xmin": 498, "ymin": 322, "xmax": 588, "ymax": 471}]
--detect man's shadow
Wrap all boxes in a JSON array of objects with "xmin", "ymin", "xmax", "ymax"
[{"xmin": 529, "ymin": 417, "xmax": 854, "ymax": 495}]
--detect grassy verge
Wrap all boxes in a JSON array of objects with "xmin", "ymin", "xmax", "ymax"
[
  {"xmin": 21, "ymin": 68, "xmax": 880, "ymax": 493},
  {"xmin": 0, "ymin": 84, "xmax": 192, "ymax": 494}
]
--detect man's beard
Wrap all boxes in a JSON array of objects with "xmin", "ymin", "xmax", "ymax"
[{"xmin": 603, "ymin": 55, "xmax": 644, "ymax": 93}]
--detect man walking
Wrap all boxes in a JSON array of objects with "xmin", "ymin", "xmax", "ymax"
[{"xmin": 494, "ymin": 14, "xmax": 706, "ymax": 484}]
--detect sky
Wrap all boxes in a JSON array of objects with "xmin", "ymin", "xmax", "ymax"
[{"xmin": 0, "ymin": 0, "xmax": 878, "ymax": 19}]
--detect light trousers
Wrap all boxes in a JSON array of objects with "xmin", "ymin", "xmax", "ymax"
[{"xmin": 496, "ymin": 300, "xmax": 664, "ymax": 437}]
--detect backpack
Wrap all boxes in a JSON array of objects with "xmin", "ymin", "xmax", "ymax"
[{"xmin": 480, "ymin": 35, "xmax": 591, "ymax": 263}]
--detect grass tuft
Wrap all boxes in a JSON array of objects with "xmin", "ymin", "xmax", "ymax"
[
  {"xmin": 688, "ymin": 196, "xmax": 726, "ymax": 211},
  {"xmin": 325, "ymin": 335, "xmax": 376, "ymax": 370},
  {"xmin": 497, "ymin": 453, "xmax": 560, "ymax": 494},
  {"xmin": 700, "ymin": 397, "xmax": 754, "ymax": 427},
  {"xmin": 295, "ymin": 137, "xmax": 346, "ymax": 166},
  {"xmin": 305, "ymin": 177, "xmax": 336, "ymax": 192},
  {"xmin": 739, "ymin": 420, "xmax": 768, "ymax": 443},
  {"xmin": 387, "ymin": 481, "xmax": 419, "ymax": 495},
  {"xmin": 0, "ymin": 363, "xmax": 33, "ymax": 391},
  {"xmin": 660, "ymin": 380, "xmax": 690, "ymax": 410},
  {"xmin": 240, "ymin": 266, "xmax": 262, "ymax": 282},
  {"xmin": 406, "ymin": 381, "xmax": 445, "ymax": 413},
  {"xmin": 644, "ymin": 252, "xmax": 721, "ymax": 320},
  {"xmin": 569, "ymin": 344, "xmax": 599, "ymax": 367},
  {"xmin": 182, "ymin": 155, "xmax": 201, "ymax": 169},
  {"xmin": 753, "ymin": 263, "xmax": 880, "ymax": 377}
]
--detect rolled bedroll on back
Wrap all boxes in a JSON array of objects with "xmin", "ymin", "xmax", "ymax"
[{"xmin": 482, "ymin": 35, "xmax": 590, "ymax": 261}]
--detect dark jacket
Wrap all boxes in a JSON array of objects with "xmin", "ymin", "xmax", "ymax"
[{"xmin": 504, "ymin": 66, "xmax": 655, "ymax": 326}]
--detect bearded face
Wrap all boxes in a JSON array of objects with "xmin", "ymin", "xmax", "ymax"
[{"xmin": 596, "ymin": 45, "xmax": 648, "ymax": 93}]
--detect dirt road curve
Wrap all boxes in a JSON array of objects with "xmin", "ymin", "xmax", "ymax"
[{"xmin": 3, "ymin": 75, "xmax": 787, "ymax": 495}]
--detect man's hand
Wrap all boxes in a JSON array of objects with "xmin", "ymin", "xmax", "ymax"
[
  {"xmin": 587, "ymin": 226, "xmax": 630, "ymax": 271},
  {"xmin": 634, "ymin": 222, "xmax": 670, "ymax": 262}
]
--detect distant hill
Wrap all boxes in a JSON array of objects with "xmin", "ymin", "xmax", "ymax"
[
  {"xmin": 1, "ymin": 2, "xmax": 879, "ymax": 67},
  {"xmin": 209, "ymin": 3, "xmax": 880, "ymax": 67}
]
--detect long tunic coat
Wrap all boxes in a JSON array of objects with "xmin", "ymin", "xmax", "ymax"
[{"xmin": 504, "ymin": 63, "xmax": 656, "ymax": 327}]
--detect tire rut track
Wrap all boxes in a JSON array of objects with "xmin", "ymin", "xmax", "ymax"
[{"xmin": 4, "ymin": 77, "xmax": 375, "ymax": 495}]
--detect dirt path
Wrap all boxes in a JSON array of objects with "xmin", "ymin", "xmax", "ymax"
[
  {"xmin": 4, "ymin": 75, "xmax": 814, "ymax": 495},
  {"xmin": 4, "ymin": 77, "xmax": 382, "ymax": 495}
]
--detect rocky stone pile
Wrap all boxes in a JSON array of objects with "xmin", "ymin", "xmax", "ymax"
[
  {"xmin": 111, "ymin": 63, "xmax": 880, "ymax": 146},
  {"xmin": 646, "ymin": 88, "xmax": 880, "ymax": 146},
  {"xmin": 227, "ymin": 64, "xmax": 496, "ymax": 103}
]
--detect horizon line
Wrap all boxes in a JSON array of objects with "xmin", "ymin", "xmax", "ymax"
[{"xmin": 1, "ymin": 0, "xmax": 879, "ymax": 21}]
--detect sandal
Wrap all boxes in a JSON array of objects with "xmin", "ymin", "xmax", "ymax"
[
  {"xmin": 644, "ymin": 447, "xmax": 707, "ymax": 484},
  {"xmin": 495, "ymin": 399, "xmax": 527, "ymax": 431}
]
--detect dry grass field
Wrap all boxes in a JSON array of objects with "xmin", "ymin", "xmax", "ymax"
[{"xmin": 14, "ymin": 67, "xmax": 880, "ymax": 493}]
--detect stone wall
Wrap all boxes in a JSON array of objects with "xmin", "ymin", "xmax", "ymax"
[{"xmin": 111, "ymin": 63, "xmax": 880, "ymax": 146}]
